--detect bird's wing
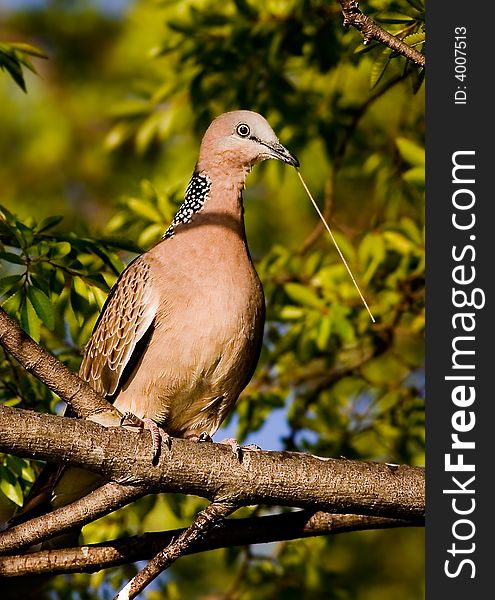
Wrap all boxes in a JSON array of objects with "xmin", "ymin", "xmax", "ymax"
[{"xmin": 79, "ymin": 255, "xmax": 158, "ymax": 397}]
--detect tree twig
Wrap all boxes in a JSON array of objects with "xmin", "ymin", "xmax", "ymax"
[
  {"xmin": 115, "ymin": 500, "xmax": 238, "ymax": 600},
  {"xmin": 337, "ymin": 0, "xmax": 425, "ymax": 67}
]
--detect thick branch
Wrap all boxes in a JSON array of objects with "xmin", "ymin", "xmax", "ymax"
[
  {"xmin": 0, "ymin": 511, "xmax": 418, "ymax": 577},
  {"xmin": 0, "ymin": 307, "xmax": 120, "ymax": 422},
  {"xmin": 0, "ymin": 406, "xmax": 425, "ymax": 522},
  {"xmin": 338, "ymin": 0, "xmax": 425, "ymax": 67},
  {"xmin": 0, "ymin": 482, "xmax": 146, "ymax": 554}
]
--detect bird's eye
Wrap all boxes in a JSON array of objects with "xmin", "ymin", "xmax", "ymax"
[{"xmin": 236, "ymin": 123, "xmax": 251, "ymax": 137}]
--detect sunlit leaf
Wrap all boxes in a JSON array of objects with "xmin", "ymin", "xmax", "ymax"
[
  {"xmin": 284, "ymin": 282, "xmax": 324, "ymax": 309},
  {"xmin": 396, "ymin": 137, "xmax": 425, "ymax": 166},
  {"xmin": 2, "ymin": 289, "xmax": 23, "ymax": 315},
  {"xmin": 0, "ymin": 466, "xmax": 23, "ymax": 506},
  {"xmin": 7, "ymin": 42, "xmax": 49, "ymax": 59}
]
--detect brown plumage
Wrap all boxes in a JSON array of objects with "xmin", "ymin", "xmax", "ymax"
[{"xmin": 15, "ymin": 110, "xmax": 298, "ymax": 521}]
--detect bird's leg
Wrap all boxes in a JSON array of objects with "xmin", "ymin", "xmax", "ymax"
[{"xmin": 120, "ymin": 412, "xmax": 171, "ymax": 463}]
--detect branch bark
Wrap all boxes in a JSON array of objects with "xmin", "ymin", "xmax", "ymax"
[
  {"xmin": 0, "ymin": 406, "xmax": 425, "ymax": 525},
  {"xmin": 337, "ymin": 0, "xmax": 425, "ymax": 67},
  {"xmin": 0, "ymin": 511, "xmax": 419, "ymax": 577},
  {"xmin": 0, "ymin": 482, "xmax": 147, "ymax": 554},
  {"xmin": 0, "ymin": 307, "xmax": 120, "ymax": 424}
]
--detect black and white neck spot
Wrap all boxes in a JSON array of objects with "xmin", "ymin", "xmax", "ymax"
[{"xmin": 164, "ymin": 172, "xmax": 211, "ymax": 238}]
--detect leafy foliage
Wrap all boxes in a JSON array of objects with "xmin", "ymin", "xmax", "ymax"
[
  {"xmin": 0, "ymin": 40, "xmax": 47, "ymax": 92},
  {"xmin": 0, "ymin": 0, "xmax": 424, "ymax": 598}
]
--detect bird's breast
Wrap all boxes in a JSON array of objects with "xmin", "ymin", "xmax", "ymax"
[{"xmin": 113, "ymin": 224, "xmax": 265, "ymax": 438}]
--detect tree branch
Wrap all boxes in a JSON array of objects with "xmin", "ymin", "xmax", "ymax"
[
  {"xmin": 116, "ymin": 500, "xmax": 238, "ymax": 600},
  {"xmin": 0, "ymin": 406, "xmax": 425, "ymax": 524},
  {"xmin": 337, "ymin": 0, "xmax": 425, "ymax": 67},
  {"xmin": 0, "ymin": 482, "xmax": 147, "ymax": 554},
  {"xmin": 0, "ymin": 511, "xmax": 418, "ymax": 577},
  {"xmin": 0, "ymin": 306, "xmax": 121, "ymax": 423}
]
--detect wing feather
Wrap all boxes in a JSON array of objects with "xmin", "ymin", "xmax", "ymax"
[{"xmin": 79, "ymin": 256, "xmax": 158, "ymax": 397}]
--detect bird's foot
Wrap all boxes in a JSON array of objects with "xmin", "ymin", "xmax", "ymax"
[
  {"xmin": 219, "ymin": 438, "xmax": 261, "ymax": 462},
  {"xmin": 187, "ymin": 433, "xmax": 260, "ymax": 462},
  {"xmin": 186, "ymin": 432, "xmax": 213, "ymax": 443},
  {"xmin": 120, "ymin": 412, "xmax": 171, "ymax": 463}
]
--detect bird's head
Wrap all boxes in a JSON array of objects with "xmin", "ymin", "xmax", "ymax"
[{"xmin": 197, "ymin": 110, "xmax": 299, "ymax": 175}]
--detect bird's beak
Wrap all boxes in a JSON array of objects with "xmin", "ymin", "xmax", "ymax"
[{"xmin": 261, "ymin": 140, "xmax": 300, "ymax": 168}]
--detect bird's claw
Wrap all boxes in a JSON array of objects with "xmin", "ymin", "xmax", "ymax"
[
  {"xmin": 187, "ymin": 433, "xmax": 261, "ymax": 462},
  {"xmin": 219, "ymin": 438, "xmax": 261, "ymax": 461},
  {"xmin": 120, "ymin": 412, "xmax": 171, "ymax": 463},
  {"xmin": 142, "ymin": 418, "xmax": 172, "ymax": 460},
  {"xmin": 120, "ymin": 411, "xmax": 143, "ymax": 428}
]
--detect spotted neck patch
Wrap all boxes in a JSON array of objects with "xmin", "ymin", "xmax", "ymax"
[{"xmin": 164, "ymin": 172, "xmax": 211, "ymax": 238}]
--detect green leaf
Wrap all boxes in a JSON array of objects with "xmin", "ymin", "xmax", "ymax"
[
  {"xmin": 284, "ymin": 282, "xmax": 324, "ymax": 309},
  {"xmin": 0, "ymin": 50, "xmax": 26, "ymax": 92},
  {"xmin": 359, "ymin": 232, "xmax": 386, "ymax": 268},
  {"xmin": 396, "ymin": 137, "xmax": 425, "ymax": 166},
  {"xmin": 0, "ymin": 466, "xmax": 24, "ymax": 506},
  {"xmin": 6, "ymin": 455, "xmax": 23, "ymax": 476},
  {"xmin": 109, "ymin": 99, "xmax": 153, "ymax": 118},
  {"xmin": 70, "ymin": 286, "xmax": 89, "ymax": 326},
  {"xmin": 127, "ymin": 198, "xmax": 163, "ymax": 223},
  {"xmin": 7, "ymin": 42, "xmax": 49, "ymax": 59},
  {"xmin": 82, "ymin": 273, "xmax": 111, "ymax": 292},
  {"xmin": 0, "ymin": 274, "xmax": 24, "ymax": 297},
  {"xmin": 36, "ymin": 215, "xmax": 64, "ymax": 233},
  {"xmin": 403, "ymin": 166, "xmax": 425, "ymax": 185},
  {"xmin": 138, "ymin": 224, "xmax": 164, "ymax": 248},
  {"xmin": 279, "ymin": 306, "xmax": 304, "ymax": 320},
  {"xmin": 403, "ymin": 32, "xmax": 425, "ymax": 48},
  {"xmin": 361, "ymin": 353, "xmax": 409, "ymax": 385},
  {"xmin": 2, "ymin": 289, "xmax": 23, "ymax": 315},
  {"xmin": 383, "ymin": 230, "xmax": 416, "ymax": 254},
  {"xmin": 316, "ymin": 315, "xmax": 333, "ymax": 350},
  {"xmin": 333, "ymin": 314, "xmax": 356, "ymax": 344},
  {"xmin": 140, "ymin": 179, "xmax": 159, "ymax": 204},
  {"xmin": 411, "ymin": 66, "xmax": 425, "ymax": 94},
  {"xmin": 28, "ymin": 285, "xmax": 55, "ymax": 330},
  {"xmin": 404, "ymin": 0, "xmax": 424, "ymax": 12},
  {"xmin": 21, "ymin": 462, "xmax": 37, "ymax": 483},
  {"xmin": 359, "ymin": 232, "xmax": 386, "ymax": 283},
  {"xmin": 136, "ymin": 112, "xmax": 162, "ymax": 154},
  {"xmin": 51, "ymin": 241, "xmax": 72, "ymax": 259},
  {"xmin": 21, "ymin": 297, "xmax": 41, "ymax": 341},
  {"xmin": 0, "ymin": 251, "xmax": 25, "ymax": 265},
  {"xmin": 104, "ymin": 121, "xmax": 134, "ymax": 151},
  {"xmin": 370, "ymin": 47, "xmax": 392, "ymax": 90}
]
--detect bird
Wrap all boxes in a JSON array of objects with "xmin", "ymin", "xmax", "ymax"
[{"xmin": 13, "ymin": 110, "xmax": 299, "ymax": 521}]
